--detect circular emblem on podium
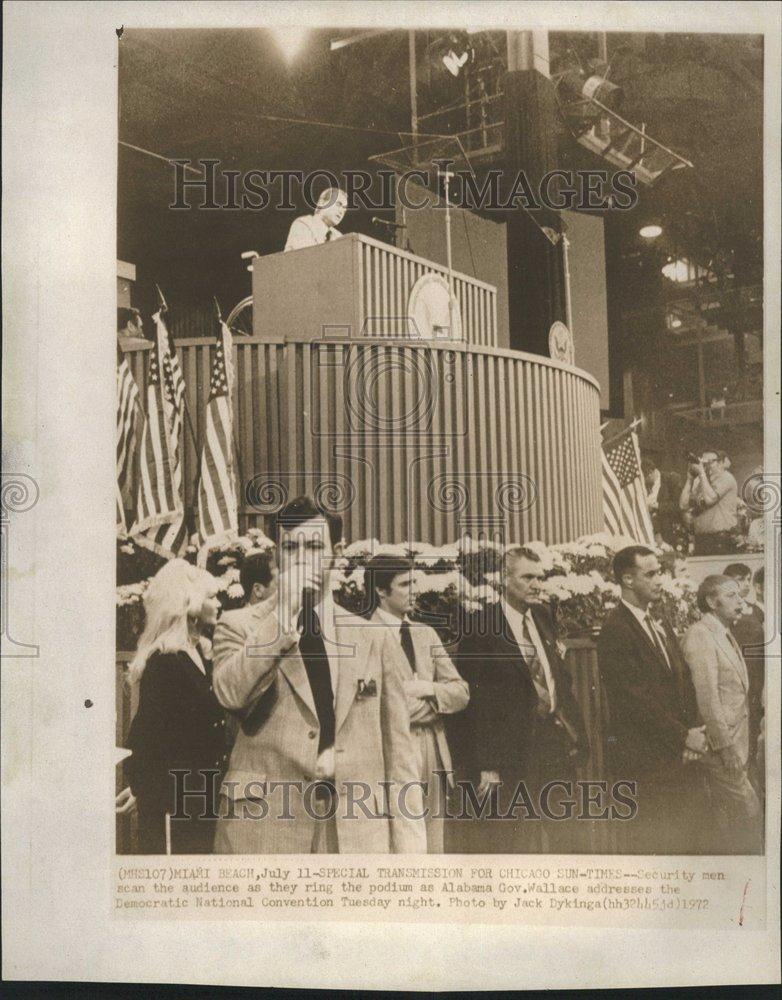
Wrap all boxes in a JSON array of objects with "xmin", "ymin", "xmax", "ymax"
[
  {"xmin": 548, "ymin": 321, "xmax": 574, "ymax": 365},
  {"xmin": 407, "ymin": 273, "xmax": 462, "ymax": 341}
]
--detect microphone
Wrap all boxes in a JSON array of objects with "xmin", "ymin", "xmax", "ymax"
[{"xmin": 371, "ymin": 217, "xmax": 406, "ymax": 230}]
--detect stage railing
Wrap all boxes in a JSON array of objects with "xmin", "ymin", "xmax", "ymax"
[
  {"xmin": 356, "ymin": 234, "xmax": 498, "ymax": 346},
  {"xmin": 120, "ymin": 337, "xmax": 603, "ymax": 546}
]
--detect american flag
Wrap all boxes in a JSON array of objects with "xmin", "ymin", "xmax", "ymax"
[
  {"xmin": 602, "ymin": 426, "xmax": 655, "ymax": 545},
  {"xmin": 116, "ymin": 355, "xmax": 141, "ymax": 533},
  {"xmin": 196, "ymin": 319, "xmax": 238, "ymax": 562},
  {"xmin": 131, "ymin": 310, "xmax": 188, "ymax": 557}
]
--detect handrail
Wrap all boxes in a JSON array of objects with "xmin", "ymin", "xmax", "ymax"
[{"xmin": 119, "ymin": 334, "xmax": 601, "ymax": 391}]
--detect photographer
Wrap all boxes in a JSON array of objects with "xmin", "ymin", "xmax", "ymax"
[{"xmin": 679, "ymin": 449, "xmax": 738, "ymax": 555}]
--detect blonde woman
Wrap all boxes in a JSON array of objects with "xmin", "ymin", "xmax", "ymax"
[{"xmin": 124, "ymin": 559, "xmax": 227, "ymax": 854}]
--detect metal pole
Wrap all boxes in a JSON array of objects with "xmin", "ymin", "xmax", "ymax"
[
  {"xmin": 562, "ymin": 233, "xmax": 574, "ymax": 333},
  {"xmin": 442, "ymin": 169, "xmax": 455, "ymax": 335},
  {"xmin": 408, "ymin": 31, "xmax": 418, "ymax": 139}
]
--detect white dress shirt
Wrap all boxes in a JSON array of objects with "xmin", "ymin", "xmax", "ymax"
[
  {"xmin": 501, "ymin": 599, "xmax": 557, "ymax": 711},
  {"xmin": 284, "ymin": 213, "xmax": 343, "ymax": 251}
]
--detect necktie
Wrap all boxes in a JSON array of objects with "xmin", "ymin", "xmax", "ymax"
[
  {"xmin": 645, "ymin": 612, "xmax": 671, "ymax": 672},
  {"xmin": 523, "ymin": 612, "xmax": 553, "ymax": 714},
  {"xmin": 325, "ymin": 229, "xmax": 333, "ymax": 242},
  {"xmin": 399, "ymin": 621, "xmax": 417, "ymax": 674},
  {"xmin": 298, "ymin": 601, "xmax": 335, "ymax": 752}
]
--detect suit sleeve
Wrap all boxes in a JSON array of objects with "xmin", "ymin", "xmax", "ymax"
[
  {"xmin": 598, "ymin": 624, "xmax": 689, "ymax": 756},
  {"xmin": 429, "ymin": 632, "xmax": 470, "ymax": 715},
  {"xmin": 456, "ymin": 622, "xmax": 509, "ymax": 774},
  {"xmin": 681, "ymin": 627, "xmax": 735, "ymax": 751},
  {"xmin": 212, "ymin": 608, "xmax": 291, "ymax": 714},
  {"xmin": 379, "ymin": 629, "xmax": 427, "ymax": 853}
]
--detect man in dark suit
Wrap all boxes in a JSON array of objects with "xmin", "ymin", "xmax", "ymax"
[
  {"xmin": 452, "ymin": 546, "xmax": 587, "ymax": 853},
  {"xmin": 598, "ymin": 545, "xmax": 707, "ymax": 853}
]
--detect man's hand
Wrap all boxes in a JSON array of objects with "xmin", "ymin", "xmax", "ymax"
[
  {"xmin": 685, "ymin": 725, "xmax": 708, "ymax": 754},
  {"xmin": 682, "ymin": 749, "xmax": 702, "ymax": 764},
  {"xmin": 478, "ymin": 770, "xmax": 501, "ymax": 795},
  {"xmin": 314, "ymin": 747, "xmax": 335, "ymax": 781},
  {"xmin": 720, "ymin": 746, "xmax": 743, "ymax": 776},
  {"xmin": 115, "ymin": 786, "xmax": 137, "ymax": 816},
  {"xmin": 404, "ymin": 679, "xmax": 436, "ymax": 700},
  {"xmin": 276, "ymin": 567, "xmax": 321, "ymax": 635}
]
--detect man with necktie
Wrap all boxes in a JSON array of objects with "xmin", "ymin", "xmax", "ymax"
[
  {"xmin": 598, "ymin": 545, "xmax": 707, "ymax": 853},
  {"xmin": 284, "ymin": 187, "xmax": 348, "ymax": 252},
  {"xmin": 212, "ymin": 495, "xmax": 425, "ymax": 854},
  {"xmin": 366, "ymin": 554, "xmax": 469, "ymax": 853},
  {"xmin": 453, "ymin": 546, "xmax": 587, "ymax": 853},
  {"xmin": 682, "ymin": 575, "xmax": 763, "ymax": 854}
]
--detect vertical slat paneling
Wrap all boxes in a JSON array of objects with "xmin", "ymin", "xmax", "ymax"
[{"xmin": 120, "ymin": 340, "xmax": 601, "ymax": 545}]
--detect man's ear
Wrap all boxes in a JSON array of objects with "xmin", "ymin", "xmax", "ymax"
[{"xmin": 333, "ymin": 541, "xmax": 344, "ymax": 557}]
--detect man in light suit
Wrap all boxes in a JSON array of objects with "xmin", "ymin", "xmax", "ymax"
[
  {"xmin": 212, "ymin": 496, "xmax": 425, "ymax": 854},
  {"xmin": 366, "ymin": 554, "xmax": 469, "ymax": 853},
  {"xmin": 682, "ymin": 575, "xmax": 762, "ymax": 854}
]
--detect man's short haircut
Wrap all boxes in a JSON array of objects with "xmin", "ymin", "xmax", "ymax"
[
  {"xmin": 503, "ymin": 545, "xmax": 542, "ymax": 571},
  {"xmin": 267, "ymin": 494, "xmax": 343, "ymax": 547},
  {"xmin": 723, "ymin": 562, "xmax": 752, "ymax": 580},
  {"xmin": 641, "ymin": 456, "xmax": 657, "ymax": 475},
  {"xmin": 117, "ymin": 306, "xmax": 140, "ymax": 332},
  {"xmin": 316, "ymin": 187, "xmax": 347, "ymax": 209},
  {"xmin": 364, "ymin": 554, "xmax": 414, "ymax": 616},
  {"xmin": 239, "ymin": 550, "xmax": 276, "ymax": 600},
  {"xmin": 612, "ymin": 545, "xmax": 655, "ymax": 583},
  {"xmin": 697, "ymin": 574, "xmax": 733, "ymax": 613},
  {"xmin": 702, "ymin": 448, "xmax": 728, "ymax": 462},
  {"xmin": 753, "ymin": 566, "xmax": 764, "ymax": 586}
]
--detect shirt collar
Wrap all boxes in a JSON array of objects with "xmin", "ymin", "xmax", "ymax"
[
  {"xmin": 621, "ymin": 598, "xmax": 652, "ymax": 625},
  {"xmin": 702, "ymin": 611, "xmax": 729, "ymax": 634},
  {"xmin": 501, "ymin": 598, "xmax": 529, "ymax": 625}
]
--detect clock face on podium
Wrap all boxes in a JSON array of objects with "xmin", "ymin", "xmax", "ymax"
[{"xmin": 548, "ymin": 321, "xmax": 574, "ymax": 365}]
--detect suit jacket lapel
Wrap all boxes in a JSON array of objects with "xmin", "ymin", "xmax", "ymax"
[
  {"xmin": 620, "ymin": 603, "xmax": 669, "ymax": 674},
  {"xmin": 334, "ymin": 620, "xmax": 361, "ymax": 734},
  {"xmin": 278, "ymin": 649, "xmax": 318, "ymax": 720},
  {"xmin": 710, "ymin": 621, "xmax": 749, "ymax": 690}
]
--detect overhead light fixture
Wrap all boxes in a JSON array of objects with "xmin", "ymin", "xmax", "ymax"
[
  {"xmin": 661, "ymin": 258, "xmax": 710, "ymax": 284},
  {"xmin": 639, "ymin": 224, "xmax": 663, "ymax": 239},
  {"xmin": 270, "ymin": 27, "xmax": 309, "ymax": 63}
]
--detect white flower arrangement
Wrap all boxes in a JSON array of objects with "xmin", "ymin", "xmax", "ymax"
[{"xmin": 116, "ymin": 580, "xmax": 148, "ymax": 606}]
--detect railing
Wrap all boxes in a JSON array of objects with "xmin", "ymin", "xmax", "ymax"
[
  {"xmin": 120, "ymin": 337, "xmax": 603, "ymax": 546},
  {"xmin": 356, "ymin": 234, "xmax": 498, "ymax": 347},
  {"xmin": 674, "ymin": 400, "xmax": 764, "ymax": 426}
]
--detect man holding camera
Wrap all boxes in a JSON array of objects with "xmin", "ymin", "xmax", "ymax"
[{"xmin": 679, "ymin": 449, "xmax": 738, "ymax": 555}]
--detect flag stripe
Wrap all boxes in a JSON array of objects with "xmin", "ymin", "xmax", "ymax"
[
  {"xmin": 116, "ymin": 358, "xmax": 141, "ymax": 531},
  {"xmin": 196, "ymin": 320, "xmax": 238, "ymax": 561},
  {"xmin": 601, "ymin": 427, "xmax": 655, "ymax": 546},
  {"xmin": 132, "ymin": 309, "xmax": 188, "ymax": 557}
]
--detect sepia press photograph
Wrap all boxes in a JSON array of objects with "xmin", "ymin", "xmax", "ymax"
[{"xmin": 113, "ymin": 20, "xmax": 770, "ymax": 860}]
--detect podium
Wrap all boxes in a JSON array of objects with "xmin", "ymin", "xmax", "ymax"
[{"xmin": 251, "ymin": 232, "xmax": 498, "ymax": 346}]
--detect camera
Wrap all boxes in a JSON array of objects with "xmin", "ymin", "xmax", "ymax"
[{"xmin": 686, "ymin": 452, "xmax": 701, "ymax": 464}]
